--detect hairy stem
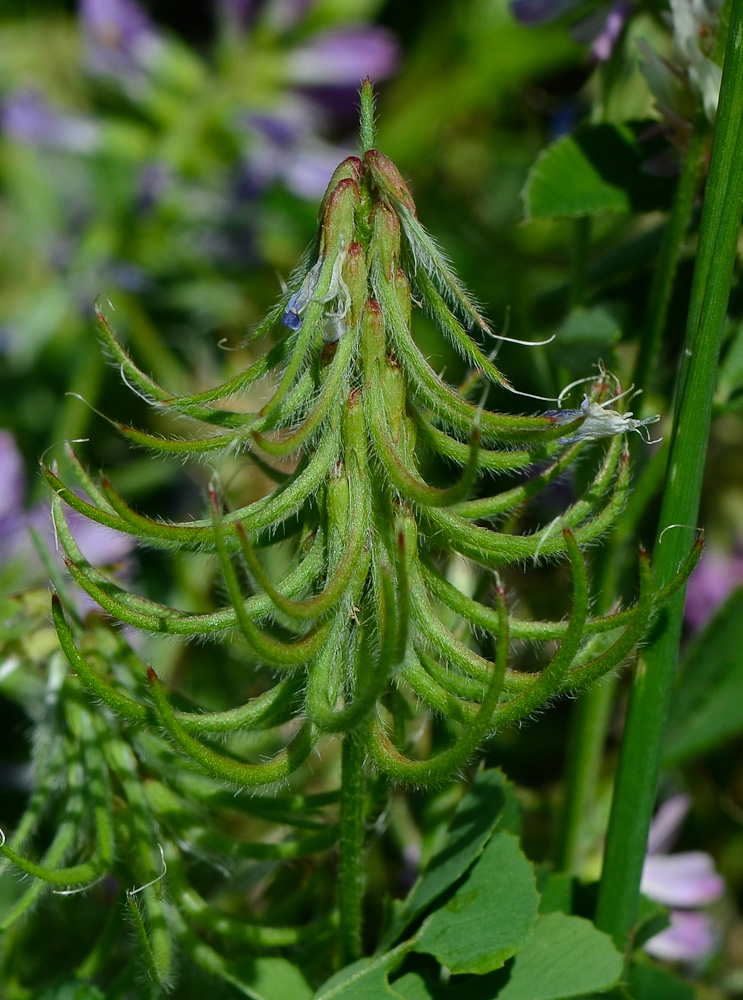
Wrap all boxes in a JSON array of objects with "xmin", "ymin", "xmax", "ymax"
[{"xmin": 338, "ymin": 734, "xmax": 367, "ymax": 965}]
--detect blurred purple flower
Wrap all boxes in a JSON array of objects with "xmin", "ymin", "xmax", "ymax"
[
  {"xmin": 572, "ymin": 0, "xmax": 633, "ymax": 61},
  {"xmin": 644, "ymin": 911, "xmax": 719, "ymax": 963},
  {"xmin": 641, "ymin": 794, "xmax": 725, "ymax": 964},
  {"xmin": 244, "ymin": 104, "xmax": 354, "ymax": 198},
  {"xmin": 684, "ymin": 545, "xmax": 743, "ymax": 631},
  {"xmin": 510, "ymin": 0, "xmax": 632, "ymax": 62},
  {"xmin": 0, "ymin": 432, "xmax": 27, "ymax": 553},
  {"xmin": 79, "ymin": 0, "xmax": 163, "ymax": 82},
  {"xmin": 510, "ymin": 0, "xmax": 581, "ymax": 25},
  {"xmin": 287, "ymin": 25, "xmax": 399, "ymax": 87},
  {"xmin": 1, "ymin": 91, "xmax": 101, "ymax": 154},
  {"xmin": 215, "ymin": 0, "xmax": 256, "ymax": 31},
  {"xmin": 0, "ymin": 431, "xmax": 133, "ymax": 605}
]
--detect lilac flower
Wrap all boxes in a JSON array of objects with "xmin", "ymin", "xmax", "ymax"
[
  {"xmin": 572, "ymin": 0, "xmax": 633, "ymax": 62},
  {"xmin": 684, "ymin": 545, "xmax": 743, "ymax": 631},
  {"xmin": 286, "ymin": 25, "xmax": 400, "ymax": 87},
  {"xmin": 510, "ymin": 0, "xmax": 582, "ymax": 26},
  {"xmin": 244, "ymin": 105, "xmax": 355, "ymax": 199},
  {"xmin": 214, "ymin": 0, "xmax": 256, "ymax": 32},
  {"xmin": 0, "ymin": 432, "xmax": 27, "ymax": 556},
  {"xmin": 641, "ymin": 794, "xmax": 725, "ymax": 963},
  {"xmin": 0, "ymin": 431, "xmax": 133, "ymax": 604},
  {"xmin": 510, "ymin": 0, "xmax": 632, "ymax": 62},
  {"xmin": 1, "ymin": 91, "xmax": 101, "ymax": 154},
  {"xmin": 79, "ymin": 0, "xmax": 163, "ymax": 84}
]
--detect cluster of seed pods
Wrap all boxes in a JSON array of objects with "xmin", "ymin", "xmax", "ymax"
[{"xmin": 44, "ymin": 117, "xmax": 697, "ymax": 793}]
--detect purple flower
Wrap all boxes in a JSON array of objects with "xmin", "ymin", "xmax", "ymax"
[
  {"xmin": 510, "ymin": 0, "xmax": 632, "ymax": 62},
  {"xmin": 0, "ymin": 432, "xmax": 27, "ymax": 553},
  {"xmin": 572, "ymin": 0, "xmax": 633, "ymax": 62},
  {"xmin": 1, "ymin": 91, "xmax": 101, "ymax": 154},
  {"xmin": 0, "ymin": 431, "xmax": 133, "ymax": 606},
  {"xmin": 79, "ymin": 0, "xmax": 163, "ymax": 83},
  {"xmin": 684, "ymin": 545, "xmax": 743, "ymax": 631},
  {"xmin": 287, "ymin": 25, "xmax": 399, "ymax": 88},
  {"xmin": 510, "ymin": 0, "xmax": 582, "ymax": 27},
  {"xmin": 214, "ymin": 0, "xmax": 256, "ymax": 31},
  {"xmin": 244, "ymin": 104, "xmax": 354, "ymax": 199},
  {"xmin": 641, "ymin": 794, "xmax": 725, "ymax": 964}
]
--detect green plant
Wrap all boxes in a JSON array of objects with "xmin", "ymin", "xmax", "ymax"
[{"xmin": 0, "ymin": 81, "xmax": 699, "ymax": 998}]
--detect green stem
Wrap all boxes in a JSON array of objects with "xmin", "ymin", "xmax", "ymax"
[
  {"xmin": 360, "ymin": 78, "xmax": 377, "ymax": 154},
  {"xmin": 338, "ymin": 734, "xmax": 367, "ymax": 965},
  {"xmin": 556, "ymin": 675, "xmax": 616, "ymax": 873},
  {"xmin": 596, "ymin": 0, "xmax": 743, "ymax": 949},
  {"xmin": 571, "ymin": 216, "xmax": 591, "ymax": 309},
  {"xmin": 632, "ymin": 112, "xmax": 708, "ymax": 394}
]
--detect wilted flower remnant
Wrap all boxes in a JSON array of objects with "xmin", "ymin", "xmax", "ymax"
[{"xmin": 37, "ymin": 80, "xmax": 699, "ymax": 793}]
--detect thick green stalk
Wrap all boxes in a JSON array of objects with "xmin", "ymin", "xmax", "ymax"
[
  {"xmin": 557, "ymin": 110, "xmax": 706, "ymax": 865},
  {"xmin": 338, "ymin": 734, "xmax": 367, "ymax": 965},
  {"xmin": 596, "ymin": 0, "xmax": 743, "ymax": 948}
]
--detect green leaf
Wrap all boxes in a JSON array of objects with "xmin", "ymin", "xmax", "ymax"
[
  {"xmin": 414, "ymin": 831, "xmax": 539, "ymax": 974},
  {"xmin": 381, "ymin": 769, "xmax": 518, "ymax": 950},
  {"xmin": 536, "ymin": 870, "xmax": 575, "ymax": 916},
  {"xmin": 424, "ymin": 916, "xmax": 622, "ymax": 1000},
  {"xmin": 715, "ymin": 319, "xmax": 743, "ymax": 411},
  {"xmin": 549, "ymin": 307, "xmax": 621, "ymax": 375},
  {"xmin": 523, "ymin": 123, "xmax": 674, "ymax": 220},
  {"xmin": 37, "ymin": 987, "xmax": 106, "ymax": 1000},
  {"xmin": 627, "ymin": 962, "xmax": 694, "ymax": 1000},
  {"xmin": 394, "ymin": 916, "xmax": 623, "ymax": 1000},
  {"xmin": 633, "ymin": 893, "xmax": 671, "ymax": 949},
  {"xmin": 664, "ymin": 588, "xmax": 743, "ymax": 765},
  {"xmin": 314, "ymin": 947, "xmax": 411, "ymax": 999},
  {"xmin": 493, "ymin": 914, "xmax": 623, "ymax": 999},
  {"xmin": 230, "ymin": 958, "xmax": 313, "ymax": 1000},
  {"xmin": 389, "ymin": 972, "xmax": 434, "ymax": 1000}
]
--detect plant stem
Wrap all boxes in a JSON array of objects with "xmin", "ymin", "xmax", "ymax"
[
  {"xmin": 595, "ymin": 0, "xmax": 743, "ymax": 949},
  {"xmin": 338, "ymin": 734, "xmax": 367, "ymax": 965},
  {"xmin": 360, "ymin": 77, "xmax": 377, "ymax": 154},
  {"xmin": 632, "ymin": 113, "xmax": 707, "ymax": 394},
  {"xmin": 556, "ymin": 675, "xmax": 616, "ymax": 873},
  {"xmin": 571, "ymin": 217, "xmax": 591, "ymax": 309}
]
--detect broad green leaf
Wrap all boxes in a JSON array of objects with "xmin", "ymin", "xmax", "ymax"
[
  {"xmin": 394, "ymin": 916, "xmax": 622, "ymax": 1000},
  {"xmin": 390, "ymin": 972, "xmax": 435, "ymax": 1000},
  {"xmin": 523, "ymin": 123, "xmax": 674, "ymax": 220},
  {"xmin": 664, "ymin": 588, "xmax": 743, "ymax": 764},
  {"xmin": 314, "ymin": 947, "xmax": 411, "ymax": 999},
  {"xmin": 627, "ymin": 962, "xmax": 694, "ymax": 1000},
  {"xmin": 549, "ymin": 306, "xmax": 621, "ymax": 375},
  {"xmin": 382, "ymin": 769, "xmax": 518, "ymax": 950},
  {"xmin": 494, "ymin": 914, "xmax": 623, "ymax": 999},
  {"xmin": 38, "ymin": 986, "xmax": 106, "ymax": 1000},
  {"xmin": 414, "ymin": 831, "xmax": 538, "ymax": 974},
  {"xmin": 405, "ymin": 768, "xmax": 519, "ymax": 917},
  {"xmin": 230, "ymin": 958, "xmax": 313, "ymax": 1000}
]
